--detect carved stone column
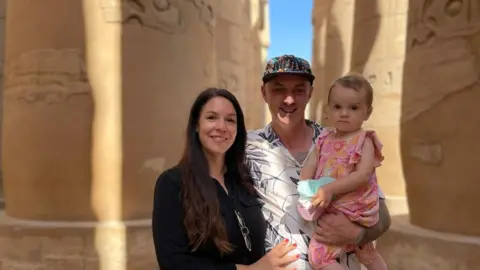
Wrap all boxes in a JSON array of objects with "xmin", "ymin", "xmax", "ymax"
[
  {"xmin": 401, "ymin": 0, "xmax": 480, "ymax": 236},
  {"xmin": 311, "ymin": 1, "xmax": 408, "ymax": 214},
  {"xmin": 0, "ymin": 0, "xmax": 216, "ymax": 268},
  {"xmin": 377, "ymin": 1, "xmax": 480, "ymax": 268},
  {"xmin": 113, "ymin": 0, "xmax": 217, "ymax": 220},
  {"xmin": 212, "ymin": 0, "xmax": 249, "ymax": 123},
  {"xmin": 3, "ymin": 1, "xmax": 95, "ymax": 221},
  {"xmin": 0, "ymin": 0, "xmax": 5, "ymax": 210}
]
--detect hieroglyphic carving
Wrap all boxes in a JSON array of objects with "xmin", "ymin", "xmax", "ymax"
[
  {"xmin": 4, "ymin": 49, "xmax": 90, "ymax": 104},
  {"xmin": 403, "ymin": 0, "xmax": 480, "ymax": 122},
  {"xmin": 188, "ymin": 0, "xmax": 215, "ymax": 32},
  {"xmin": 101, "ymin": 0, "xmax": 215, "ymax": 34},
  {"xmin": 217, "ymin": 61, "xmax": 245, "ymax": 105},
  {"xmin": 409, "ymin": 0, "xmax": 480, "ymax": 49},
  {"xmin": 218, "ymin": 62, "xmax": 239, "ymax": 92},
  {"xmin": 101, "ymin": 0, "xmax": 184, "ymax": 33},
  {"xmin": 409, "ymin": 140, "xmax": 442, "ymax": 165}
]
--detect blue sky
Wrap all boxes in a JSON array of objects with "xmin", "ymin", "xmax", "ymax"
[{"xmin": 267, "ymin": 0, "xmax": 313, "ymax": 62}]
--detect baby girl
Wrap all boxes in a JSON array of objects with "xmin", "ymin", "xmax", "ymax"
[{"xmin": 297, "ymin": 73, "xmax": 388, "ymax": 270}]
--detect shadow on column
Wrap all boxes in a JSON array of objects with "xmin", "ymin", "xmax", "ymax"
[
  {"xmin": 244, "ymin": 0, "xmax": 267, "ymax": 129},
  {"xmin": 310, "ymin": 0, "xmax": 342, "ymax": 124},
  {"xmin": 0, "ymin": 0, "xmax": 4, "ymax": 211},
  {"xmin": 350, "ymin": 0, "xmax": 380, "ymax": 73},
  {"xmin": 311, "ymin": 0, "xmax": 380, "ymax": 125}
]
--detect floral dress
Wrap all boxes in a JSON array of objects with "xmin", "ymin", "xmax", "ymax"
[{"xmin": 297, "ymin": 128, "xmax": 384, "ymax": 269}]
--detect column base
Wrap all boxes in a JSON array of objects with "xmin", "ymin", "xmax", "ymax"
[
  {"xmin": 0, "ymin": 211, "xmax": 157, "ymax": 270},
  {"xmin": 384, "ymin": 196, "xmax": 409, "ymax": 215},
  {"xmin": 377, "ymin": 214, "xmax": 480, "ymax": 270}
]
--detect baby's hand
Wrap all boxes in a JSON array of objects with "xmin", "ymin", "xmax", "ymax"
[{"xmin": 311, "ymin": 187, "xmax": 333, "ymax": 208}]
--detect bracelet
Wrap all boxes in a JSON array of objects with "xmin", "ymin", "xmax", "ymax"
[{"xmin": 355, "ymin": 227, "xmax": 367, "ymax": 245}]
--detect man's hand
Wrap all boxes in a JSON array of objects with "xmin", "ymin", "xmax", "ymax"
[
  {"xmin": 313, "ymin": 212, "xmax": 364, "ymax": 246},
  {"xmin": 313, "ymin": 200, "xmax": 391, "ymax": 246}
]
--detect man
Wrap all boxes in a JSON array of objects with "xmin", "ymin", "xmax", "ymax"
[{"xmin": 245, "ymin": 55, "xmax": 391, "ymax": 269}]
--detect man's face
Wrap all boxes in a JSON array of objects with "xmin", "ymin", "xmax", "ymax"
[{"xmin": 261, "ymin": 74, "xmax": 312, "ymax": 127}]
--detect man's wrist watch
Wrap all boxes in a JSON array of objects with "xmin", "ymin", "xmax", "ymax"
[{"xmin": 355, "ymin": 227, "xmax": 367, "ymax": 245}]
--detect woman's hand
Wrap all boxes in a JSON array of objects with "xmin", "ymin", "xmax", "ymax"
[{"xmin": 249, "ymin": 239, "xmax": 299, "ymax": 270}]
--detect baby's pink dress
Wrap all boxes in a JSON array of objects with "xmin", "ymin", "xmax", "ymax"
[{"xmin": 298, "ymin": 128, "xmax": 384, "ymax": 269}]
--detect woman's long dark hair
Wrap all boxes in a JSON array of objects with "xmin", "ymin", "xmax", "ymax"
[{"xmin": 179, "ymin": 88, "xmax": 254, "ymax": 254}]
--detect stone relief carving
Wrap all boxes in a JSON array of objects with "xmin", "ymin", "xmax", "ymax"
[
  {"xmin": 409, "ymin": 140, "xmax": 442, "ymax": 165},
  {"xmin": 101, "ymin": 0, "xmax": 215, "ymax": 34},
  {"xmin": 188, "ymin": 0, "xmax": 215, "ymax": 31},
  {"xmin": 403, "ymin": 0, "xmax": 480, "ymax": 122},
  {"xmin": 4, "ymin": 49, "xmax": 90, "ymax": 104},
  {"xmin": 217, "ymin": 61, "xmax": 245, "ymax": 105},
  {"xmin": 102, "ymin": 0, "xmax": 184, "ymax": 33},
  {"xmin": 409, "ymin": 0, "xmax": 480, "ymax": 49},
  {"xmin": 218, "ymin": 64, "xmax": 239, "ymax": 93}
]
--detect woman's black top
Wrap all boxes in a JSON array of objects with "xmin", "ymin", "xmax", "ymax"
[{"xmin": 152, "ymin": 166, "xmax": 266, "ymax": 270}]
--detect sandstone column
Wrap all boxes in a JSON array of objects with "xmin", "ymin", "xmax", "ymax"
[
  {"xmin": 311, "ymin": 0, "xmax": 355, "ymax": 124},
  {"xmin": 247, "ymin": 0, "xmax": 270, "ymax": 129},
  {"xmin": 311, "ymin": 0, "xmax": 408, "ymax": 214},
  {"xmin": 377, "ymin": 1, "xmax": 480, "ymax": 268},
  {"xmin": 2, "ymin": 0, "xmax": 95, "ymax": 221},
  {"xmin": 401, "ymin": 0, "xmax": 480, "ymax": 236},
  {"xmin": 1, "ymin": 0, "xmax": 217, "ymax": 268},
  {"xmin": 212, "ymin": 0, "xmax": 250, "ymax": 124},
  {"xmin": 350, "ymin": 0, "xmax": 408, "ymax": 211},
  {"xmin": 110, "ymin": 0, "xmax": 217, "ymax": 220},
  {"xmin": 0, "ymin": 0, "xmax": 4, "ymax": 210}
]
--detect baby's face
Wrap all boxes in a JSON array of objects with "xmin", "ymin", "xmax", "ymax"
[{"xmin": 327, "ymin": 85, "xmax": 371, "ymax": 133}]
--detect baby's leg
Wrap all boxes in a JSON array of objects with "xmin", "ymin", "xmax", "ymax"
[
  {"xmin": 354, "ymin": 242, "xmax": 388, "ymax": 270},
  {"xmin": 308, "ymin": 239, "xmax": 346, "ymax": 269}
]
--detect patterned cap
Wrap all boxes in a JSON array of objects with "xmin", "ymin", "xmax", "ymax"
[{"xmin": 262, "ymin": 54, "xmax": 315, "ymax": 83}]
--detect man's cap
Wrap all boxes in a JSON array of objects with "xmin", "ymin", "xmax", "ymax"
[{"xmin": 262, "ymin": 54, "xmax": 315, "ymax": 83}]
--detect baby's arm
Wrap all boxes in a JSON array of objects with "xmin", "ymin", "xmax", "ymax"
[
  {"xmin": 299, "ymin": 149, "xmax": 318, "ymax": 180},
  {"xmin": 324, "ymin": 137, "xmax": 375, "ymax": 196}
]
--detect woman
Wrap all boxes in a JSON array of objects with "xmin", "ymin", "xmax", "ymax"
[{"xmin": 152, "ymin": 88, "xmax": 299, "ymax": 270}]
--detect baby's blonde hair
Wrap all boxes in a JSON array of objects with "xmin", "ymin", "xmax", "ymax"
[{"xmin": 327, "ymin": 73, "xmax": 374, "ymax": 108}]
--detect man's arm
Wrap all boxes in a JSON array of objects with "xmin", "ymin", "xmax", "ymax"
[
  {"xmin": 358, "ymin": 198, "xmax": 391, "ymax": 245},
  {"xmin": 313, "ymin": 198, "xmax": 391, "ymax": 246}
]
